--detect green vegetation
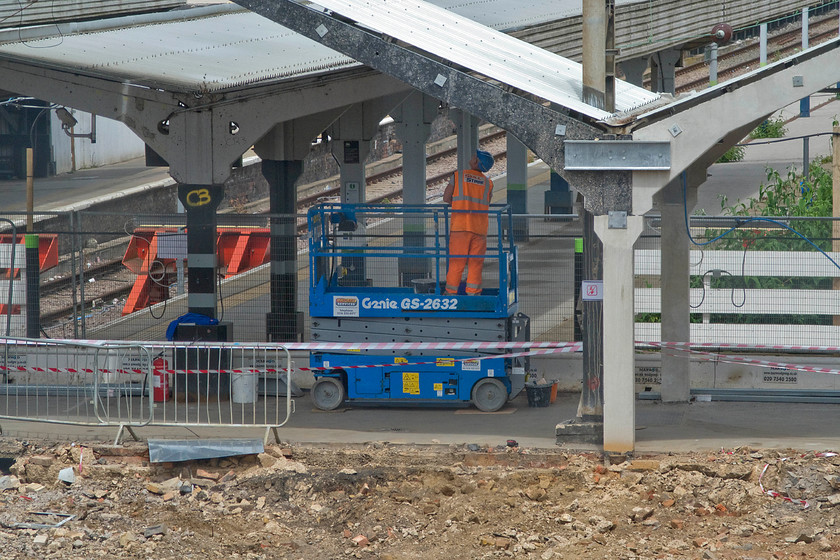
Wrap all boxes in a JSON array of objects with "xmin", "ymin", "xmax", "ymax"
[
  {"xmin": 749, "ymin": 115, "xmax": 788, "ymax": 139},
  {"xmin": 716, "ymin": 145, "xmax": 745, "ymax": 163}
]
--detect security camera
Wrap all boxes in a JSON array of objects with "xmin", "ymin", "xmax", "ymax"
[{"xmin": 55, "ymin": 107, "xmax": 78, "ymax": 130}]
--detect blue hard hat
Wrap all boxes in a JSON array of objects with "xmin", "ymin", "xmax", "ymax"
[{"xmin": 476, "ymin": 150, "xmax": 494, "ymax": 172}]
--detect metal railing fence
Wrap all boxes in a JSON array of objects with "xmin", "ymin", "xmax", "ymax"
[{"xmin": 0, "ymin": 337, "xmax": 295, "ymax": 444}]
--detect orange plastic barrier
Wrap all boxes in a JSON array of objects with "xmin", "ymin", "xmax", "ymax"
[
  {"xmin": 121, "ymin": 227, "xmax": 270, "ymax": 315},
  {"xmin": 0, "ymin": 234, "xmax": 59, "ymax": 278}
]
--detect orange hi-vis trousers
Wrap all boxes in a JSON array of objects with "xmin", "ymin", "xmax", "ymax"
[{"xmin": 445, "ymin": 231, "xmax": 487, "ymax": 295}]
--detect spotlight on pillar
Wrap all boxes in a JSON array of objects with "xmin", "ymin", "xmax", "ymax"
[{"xmin": 54, "ymin": 107, "xmax": 78, "ymax": 130}]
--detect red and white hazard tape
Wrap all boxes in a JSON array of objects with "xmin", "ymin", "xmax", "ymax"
[
  {"xmin": 0, "ymin": 342, "xmax": 583, "ymax": 376},
  {"xmin": 646, "ymin": 341, "xmax": 840, "ymax": 353},
  {"xmin": 0, "ymin": 338, "xmax": 581, "ymax": 352},
  {"xmin": 645, "ymin": 342, "xmax": 840, "ymax": 376},
  {"xmin": 758, "ymin": 452, "xmax": 838, "ymax": 508}
]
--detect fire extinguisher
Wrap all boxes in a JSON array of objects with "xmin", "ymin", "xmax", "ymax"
[{"xmin": 152, "ymin": 356, "xmax": 170, "ymax": 402}]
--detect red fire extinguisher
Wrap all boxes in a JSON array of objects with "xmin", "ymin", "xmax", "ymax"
[{"xmin": 152, "ymin": 356, "xmax": 170, "ymax": 402}]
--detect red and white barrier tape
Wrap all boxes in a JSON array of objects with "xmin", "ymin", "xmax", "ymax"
[
  {"xmin": 0, "ymin": 343, "xmax": 582, "ymax": 375},
  {"xmin": 0, "ymin": 338, "xmax": 581, "ymax": 352},
  {"xmin": 645, "ymin": 342, "xmax": 840, "ymax": 376},
  {"xmin": 758, "ymin": 452, "xmax": 838, "ymax": 508},
  {"xmin": 646, "ymin": 341, "xmax": 840, "ymax": 353}
]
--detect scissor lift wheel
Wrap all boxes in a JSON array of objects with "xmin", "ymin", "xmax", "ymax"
[
  {"xmin": 311, "ymin": 377, "xmax": 346, "ymax": 410},
  {"xmin": 470, "ymin": 378, "xmax": 507, "ymax": 412}
]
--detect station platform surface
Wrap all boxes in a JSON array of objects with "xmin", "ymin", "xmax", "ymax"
[
  {"xmin": 2, "ymin": 98, "xmax": 840, "ymax": 454},
  {"xmin": 1, "ymin": 391, "xmax": 839, "ymax": 454}
]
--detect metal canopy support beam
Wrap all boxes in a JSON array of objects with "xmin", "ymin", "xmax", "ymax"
[
  {"xmin": 231, "ymin": 0, "xmax": 619, "ymax": 210},
  {"xmin": 566, "ymin": 140, "xmax": 670, "ymax": 171}
]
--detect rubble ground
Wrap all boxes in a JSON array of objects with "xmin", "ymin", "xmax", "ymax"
[{"xmin": 0, "ymin": 439, "xmax": 839, "ymax": 559}]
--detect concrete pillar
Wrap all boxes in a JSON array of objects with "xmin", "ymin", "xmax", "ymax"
[
  {"xmin": 594, "ymin": 213, "xmax": 644, "ymax": 454},
  {"xmin": 330, "ymin": 136, "xmax": 370, "ymax": 205},
  {"xmin": 619, "ymin": 57, "xmax": 649, "ymax": 88},
  {"xmin": 658, "ymin": 179, "xmax": 692, "ymax": 402},
  {"xmin": 506, "ymin": 135, "xmax": 529, "ymax": 240},
  {"xmin": 393, "ymin": 92, "xmax": 439, "ymax": 285},
  {"xmin": 582, "ymin": 0, "xmax": 607, "ymax": 110},
  {"xmin": 760, "ymin": 23, "xmax": 768, "ymax": 66},
  {"xmin": 649, "ymin": 48, "xmax": 682, "ymax": 95},
  {"xmin": 177, "ymin": 184, "xmax": 224, "ymax": 319},
  {"xmin": 451, "ymin": 108, "xmax": 479, "ymax": 174},
  {"xmin": 578, "ymin": 209, "xmax": 603, "ymax": 420},
  {"xmin": 263, "ymin": 160, "xmax": 304, "ymax": 342},
  {"xmin": 255, "ymin": 113, "xmax": 348, "ymax": 341},
  {"xmin": 329, "ymin": 94, "xmax": 410, "ymax": 205}
]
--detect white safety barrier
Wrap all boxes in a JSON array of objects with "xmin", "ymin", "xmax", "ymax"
[
  {"xmin": 0, "ymin": 338, "xmax": 295, "ymax": 444},
  {"xmin": 0, "ymin": 338, "xmax": 153, "ymax": 441}
]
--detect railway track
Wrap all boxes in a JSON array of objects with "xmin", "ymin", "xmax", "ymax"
[{"xmin": 672, "ymin": 12, "xmax": 840, "ymax": 94}]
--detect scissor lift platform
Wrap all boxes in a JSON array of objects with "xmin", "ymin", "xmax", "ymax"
[{"xmin": 307, "ymin": 203, "xmax": 529, "ymax": 411}]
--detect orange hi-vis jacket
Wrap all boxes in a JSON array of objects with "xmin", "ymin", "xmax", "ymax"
[{"xmin": 450, "ymin": 170, "xmax": 493, "ymax": 235}]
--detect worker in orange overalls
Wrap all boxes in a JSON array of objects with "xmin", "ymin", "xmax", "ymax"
[{"xmin": 443, "ymin": 149, "xmax": 494, "ymax": 295}]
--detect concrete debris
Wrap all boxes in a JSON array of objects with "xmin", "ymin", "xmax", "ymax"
[
  {"xmin": 143, "ymin": 524, "xmax": 166, "ymax": 538},
  {"xmin": 0, "ymin": 442, "xmax": 834, "ymax": 558},
  {"xmin": 58, "ymin": 466, "xmax": 75, "ymax": 484}
]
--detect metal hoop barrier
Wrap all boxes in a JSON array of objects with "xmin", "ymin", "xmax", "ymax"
[{"xmin": 0, "ymin": 337, "xmax": 295, "ymax": 445}]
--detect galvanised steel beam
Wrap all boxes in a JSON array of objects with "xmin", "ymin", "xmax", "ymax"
[{"xmin": 231, "ymin": 0, "xmax": 633, "ymax": 211}]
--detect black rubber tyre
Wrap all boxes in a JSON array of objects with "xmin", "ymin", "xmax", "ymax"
[
  {"xmin": 311, "ymin": 377, "xmax": 346, "ymax": 410},
  {"xmin": 470, "ymin": 378, "xmax": 507, "ymax": 412}
]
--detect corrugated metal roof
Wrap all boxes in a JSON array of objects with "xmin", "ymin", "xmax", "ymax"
[
  {"xmin": 0, "ymin": 7, "xmax": 359, "ymax": 91},
  {"xmin": 0, "ymin": 0, "xmax": 659, "ymax": 116},
  {"xmin": 306, "ymin": 0, "xmax": 660, "ymax": 119},
  {"xmin": 0, "ymin": 0, "xmax": 186, "ymax": 30}
]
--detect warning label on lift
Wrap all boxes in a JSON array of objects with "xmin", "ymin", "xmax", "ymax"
[
  {"xmin": 403, "ymin": 372, "xmax": 420, "ymax": 394},
  {"xmin": 333, "ymin": 296, "xmax": 360, "ymax": 317},
  {"xmin": 462, "ymin": 359, "xmax": 481, "ymax": 371}
]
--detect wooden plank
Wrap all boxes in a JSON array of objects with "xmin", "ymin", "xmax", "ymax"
[
  {"xmin": 635, "ymin": 250, "xmax": 840, "ymax": 277},
  {"xmin": 636, "ymin": 323, "xmax": 840, "ymax": 347},
  {"xmin": 636, "ymin": 288, "xmax": 840, "ymax": 315}
]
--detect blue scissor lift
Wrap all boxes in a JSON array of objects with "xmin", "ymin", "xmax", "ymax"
[{"xmin": 307, "ymin": 203, "xmax": 530, "ymax": 411}]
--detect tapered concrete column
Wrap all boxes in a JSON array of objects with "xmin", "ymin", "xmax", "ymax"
[
  {"xmin": 506, "ymin": 135, "xmax": 529, "ymax": 240},
  {"xmin": 649, "ymin": 48, "xmax": 682, "ymax": 94},
  {"xmin": 263, "ymin": 160, "xmax": 304, "ymax": 342},
  {"xmin": 657, "ymin": 175, "xmax": 698, "ymax": 402},
  {"xmin": 594, "ymin": 213, "xmax": 644, "ymax": 453},
  {"xmin": 393, "ymin": 92, "xmax": 438, "ymax": 284},
  {"xmin": 177, "ymin": 184, "xmax": 224, "ymax": 319},
  {"xmin": 619, "ymin": 57, "xmax": 649, "ymax": 88}
]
